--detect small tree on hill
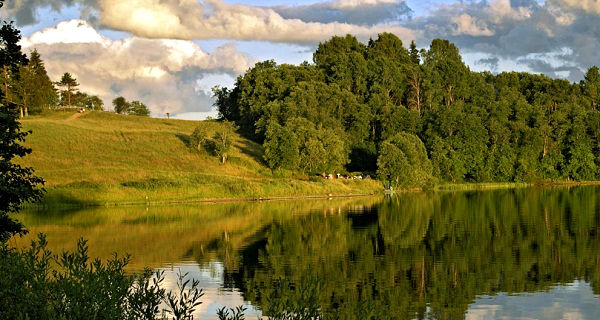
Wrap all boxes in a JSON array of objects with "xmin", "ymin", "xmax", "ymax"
[
  {"xmin": 56, "ymin": 72, "xmax": 78, "ymax": 107},
  {"xmin": 129, "ymin": 100, "xmax": 150, "ymax": 116},
  {"xmin": 211, "ymin": 121, "xmax": 236, "ymax": 164},
  {"xmin": 112, "ymin": 96, "xmax": 128, "ymax": 114},
  {"xmin": 190, "ymin": 125, "xmax": 209, "ymax": 152}
]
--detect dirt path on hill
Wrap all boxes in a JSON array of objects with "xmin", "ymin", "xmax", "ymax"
[{"xmin": 65, "ymin": 112, "xmax": 85, "ymax": 121}]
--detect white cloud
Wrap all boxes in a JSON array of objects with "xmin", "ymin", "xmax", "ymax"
[
  {"xmin": 21, "ymin": 19, "xmax": 255, "ymax": 115},
  {"xmin": 96, "ymin": 0, "xmax": 416, "ymax": 44},
  {"xmin": 330, "ymin": 0, "xmax": 399, "ymax": 9},
  {"xmin": 451, "ymin": 13, "xmax": 494, "ymax": 36},
  {"xmin": 487, "ymin": 0, "xmax": 532, "ymax": 22},
  {"xmin": 553, "ymin": 0, "xmax": 600, "ymax": 15}
]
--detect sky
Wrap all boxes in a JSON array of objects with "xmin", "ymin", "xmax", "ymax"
[{"xmin": 1, "ymin": 0, "xmax": 599, "ymax": 119}]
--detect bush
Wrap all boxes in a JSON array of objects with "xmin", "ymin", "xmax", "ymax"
[
  {"xmin": 376, "ymin": 132, "xmax": 433, "ymax": 189},
  {"xmin": 0, "ymin": 234, "xmax": 204, "ymax": 320}
]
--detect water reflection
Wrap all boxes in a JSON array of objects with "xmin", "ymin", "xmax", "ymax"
[{"xmin": 15, "ymin": 187, "xmax": 600, "ymax": 319}]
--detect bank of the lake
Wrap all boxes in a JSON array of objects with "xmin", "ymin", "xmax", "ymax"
[
  {"xmin": 18, "ymin": 111, "xmax": 382, "ymax": 208},
  {"xmin": 19, "ymin": 111, "xmax": 600, "ymax": 208},
  {"xmin": 12, "ymin": 185, "xmax": 600, "ymax": 319}
]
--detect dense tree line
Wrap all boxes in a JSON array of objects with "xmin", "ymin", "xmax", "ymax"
[
  {"xmin": 2, "ymin": 50, "xmax": 105, "ymax": 116},
  {"xmin": 214, "ymin": 33, "xmax": 600, "ymax": 186}
]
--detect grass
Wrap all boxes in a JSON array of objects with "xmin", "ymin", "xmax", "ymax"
[{"xmin": 18, "ymin": 111, "xmax": 382, "ymax": 207}]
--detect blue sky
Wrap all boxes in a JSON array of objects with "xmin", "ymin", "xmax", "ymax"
[{"xmin": 2, "ymin": 0, "xmax": 598, "ymax": 118}]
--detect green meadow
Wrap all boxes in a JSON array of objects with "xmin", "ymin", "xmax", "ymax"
[{"xmin": 18, "ymin": 111, "xmax": 381, "ymax": 207}]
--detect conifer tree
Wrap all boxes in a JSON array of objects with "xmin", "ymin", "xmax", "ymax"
[
  {"xmin": 0, "ymin": 3, "xmax": 45, "ymax": 241},
  {"xmin": 56, "ymin": 72, "xmax": 79, "ymax": 107}
]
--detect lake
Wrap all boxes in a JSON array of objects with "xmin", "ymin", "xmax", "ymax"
[{"xmin": 13, "ymin": 186, "xmax": 600, "ymax": 319}]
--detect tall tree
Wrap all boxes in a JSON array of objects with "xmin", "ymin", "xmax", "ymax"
[
  {"xmin": 422, "ymin": 39, "xmax": 470, "ymax": 108},
  {"xmin": 0, "ymin": 6, "xmax": 45, "ymax": 241},
  {"xmin": 0, "ymin": 20, "xmax": 28, "ymax": 118},
  {"xmin": 20, "ymin": 50, "xmax": 57, "ymax": 114},
  {"xmin": 582, "ymin": 66, "xmax": 600, "ymax": 110},
  {"xmin": 56, "ymin": 72, "xmax": 79, "ymax": 107},
  {"xmin": 409, "ymin": 40, "xmax": 420, "ymax": 65},
  {"xmin": 263, "ymin": 122, "xmax": 300, "ymax": 170}
]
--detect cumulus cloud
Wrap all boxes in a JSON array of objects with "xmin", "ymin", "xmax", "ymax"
[
  {"xmin": 450, "ymin": 13, "xmax": 494, "ymax": 36},
  {"xmin": 0, "ymin": 0, "xmax": 97, "ymax": 26},
  {"xmin": 410, "ymin": 0, "xmax": 600, "ymax": 81},
  {"xmin": 1, "ymin": 0, "xmax": 416, "ymax": 44},
  {"xmin": 95, "ymin": 0, "xmax": 416, "ymax": 44},
  {"xmin": 553, "ymin": 0, "xmax": 600, "ymax": 15},
  {"xmin": 4, "ymin": 0, "xmax": 600, "ymax": 82},
  {"xmin": 21, "ymin": 19, "xmax": 255, "ymax": 115}
]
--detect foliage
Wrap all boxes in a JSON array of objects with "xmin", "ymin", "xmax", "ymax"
[
  {"xmin": 216, "ymin": 306, "xmax": 247, "ymax": 320},
  {"xmin": 113, "ymin": 96, "xmax": 150, "ymax": 116},
  {"xmin": 216, "ymin": 33, "xmax": 600, "ymax": 185},
  {"xmin": 56, "ymin": 72, "xmax": 79, "ymax": 106},
  {"xmin": 210, "ymin": 121, "xmax": 236, "ymax": 164},
  {"xmin": 263, "ymin": 122, "xmax": 299, "ymax": 169},
  {"xmin": 263, "ymin": 118, "xmax": 348, "ymax": 173},
  {"xmin": 0, "ymin": 19, "xmax": 44, "ymax": 242},
  {"xmin": 14, "ymin": 50, "xmax": 58, "ymax": 114},
  {"xmin": 376, "ymin": 132, "xmax": 433, "ymax": 188},
  {"xmin": 0, "ymin": 233, "xmax": 206, "ymax": 320},
  {"xmin": 130, "ymin": 100, "xmax": 151, "ymax": 116},
  {"xmin": 113, "ymin": 96, "xmax": 129, "ymax": 114},
  {"xmin": 210, "ymin": 187, "xmax": 600, "ymax": 319},
  {"xmin": 189, "ymin": 125, "xmax": 210, "ymax": 152},
  {"xmin": 72, "ymin": 91, "xmax": 104, "ymax": 110}
]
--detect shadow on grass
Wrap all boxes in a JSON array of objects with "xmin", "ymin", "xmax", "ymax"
[
  {"xmin": 29, "ymin": 188, "xmax": 102, "ymax": 211},
  {"xmin": 176, "ymin": 133, "xmax": 191, "ymax": 148},
  {"xmin": 121, "ymin": 178, "xmax": 181, "ymax": 190},
  {"xmin": 236, "ymin": 140, "xmax": 266, "ymax": 166}
]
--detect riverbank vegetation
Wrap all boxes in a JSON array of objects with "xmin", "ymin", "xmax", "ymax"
[{"xmin": 215, "ymin": 34, "xmax": 600, "ymax": 189}]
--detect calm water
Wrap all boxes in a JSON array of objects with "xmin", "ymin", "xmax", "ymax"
[{"xmin": 13, "ymin": 186, "xmax": 600, "ymax": 319}]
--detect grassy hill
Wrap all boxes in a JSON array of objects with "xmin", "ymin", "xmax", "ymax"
[{"xmin": 18, "ymin": 111, "xmax": 381, "ymax": 207}]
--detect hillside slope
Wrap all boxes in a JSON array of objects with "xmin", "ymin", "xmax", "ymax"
[{"xmin": 19, "ymin": 112, "xmax": 381, "ymax": 206}]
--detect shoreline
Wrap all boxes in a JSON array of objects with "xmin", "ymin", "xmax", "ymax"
[{"xmin": 24, "ymin": 180, "xmax": 600, "ymax": 210}]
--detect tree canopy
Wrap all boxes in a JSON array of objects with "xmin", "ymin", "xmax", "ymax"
[{"xmin": 215, "ymin": 33, "xmax": 600, "ymax": 183}]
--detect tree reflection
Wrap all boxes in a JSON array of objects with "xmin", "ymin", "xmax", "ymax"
[{"xmin": 213, "ymin": 187, "xmax": 600, "ymax": 319}]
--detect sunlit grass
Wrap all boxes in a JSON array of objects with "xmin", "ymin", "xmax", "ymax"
[{"xmin": 18, "ymin": 111, "xmax": 381, "ymax": 207}]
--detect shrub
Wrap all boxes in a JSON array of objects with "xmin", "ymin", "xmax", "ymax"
[{"xmin": 0, "ymin": 234, "xmax": 203, "ymax": 320}]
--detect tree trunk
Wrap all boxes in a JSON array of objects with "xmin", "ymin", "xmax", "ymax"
[
  {"xmin": 3, "ymin": 66, "xmax": 8, "ymax": 103},
  {"xmin": 23, "ymin": 95, "xmax": 28, "ymax": 117},
  {"xmin": 447, "ymin": 85, "xmax": 454, "ymax": 106},
  {"xmin": 19, "ymin": 107, "xmax": 23, "ymax": 119},
  {"xmin": 542, "ymin": 137, "xmax": 547, "ymax": 158}
]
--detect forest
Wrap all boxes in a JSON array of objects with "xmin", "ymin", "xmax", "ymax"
[{"xmin": 214, "ymin": 33, "xmax": 600, "ymax": 188}]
